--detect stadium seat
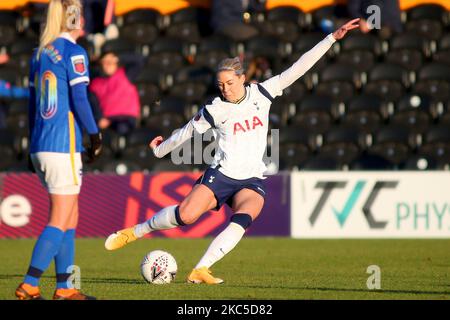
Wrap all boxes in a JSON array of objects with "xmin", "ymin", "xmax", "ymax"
[
  {"xmin": 388, "ymin": 33, "xmax": 431, "ymax": 56},
  {"xmin": 269, "ymin": 98, "xmax": 294, "ymax": 128},
  {"xmin": 288, "ymin": 94, "xmax": 335, "ymax": 134},
  {"xmin": 0, "ymin": 65, "xmax": 23, "ymax": 87},
  {"xmin": 414, "ymin": 63, "xmax": 450, "ymax": 102},
  {"xmin": 341, "ymin": 94, "xmax": 386, "ymax": 133},
  {"xmin": 194, "ymin": 36, "xmax": 234, "ymax": 70},
  {"xmin": 0, "ymin": 128, "xmax": 19, "ymax": 157},
  {"xmin": 390, "ymin": 94, "xmax": 432, "ymax": 134},
  {"xmin": 101, "ymin": 38, "xmax": 136, "ymax": 55},
  {"xmin": 8, "ymin": 39, "xmax": 37, "ymax": 75},
  {"xmin": 120, "ymin": 9, "xmax": 161, "ymax": 45},
  {"xmin": 405, "ymin": 4, "xmax": 447, "ymax": 40},
  {"xmin": 402, "ymin": 154, "xmax": 441, "ymax": 170},
  {"xmin": 385, "ymin": 48, "xmax": 423, "ymax": 72},
  {"xmin": 133, "ymin": 67, "xmax": 165, "ymax": 116},
  {"xmin": 369, "ymin": 125, "xmax": 413, "ymax": 166},
  {"xmin": 169, "ymin": 66, "xmax": 214, "ymax": 103},
  {"xmin": 281, "ymin": 80, "xmax": 307, "ymax": 102},
  {"xmin": 340, "ymin": 33, "xmax": 382, "ymax": 56},
  {"xmin": 433, "ymin": 33, "xmax": 450, "ymax": 66},
  {"xmin": 259, "ymin": 6, "xmax": 306, "ymax": 42},
  {"xmin": 165, "ymin": 7, "xmax": 211, "ymax": 42},
  {"xmin": 405, "ymin": 20, "xmax": 443, "ymax": 41},
  {"xmin": 350, "ymin": 153, "xmax": 394, "ymax": 170},
  {"xmin": 438, "ymin": 100, "xmax": 450, "ymax": 125},
  {"xmin": 5, "ymin": 99, "xmax": 28, "ymax": 135},
  {"xmin": 278, "ymin": 143, "xmax": 312, "ymax": 170},
  {"xmin": 147, "ymin": 38, "xmax": 188, "ymax": 73},
  {"xmin": 337, "ymin": 49, "xmax": 375, "ymax": 73},
  {"xmin": 419, "ymin": 125, "xmax": 450, "ymax": 165},
  {"xmin": 301, "ymin": 154, "xmax": 341, "ymax": 171},
  {"xmin": 144, "ymin": 97, "xmax": 188, "ymax": 134},
  {"xmin": 365, "ymin": 63, "xmax": 409, "ymax": 102},
  {"xmin": 244, "ymin": 35, "xmax": 288, "ymax": 65},
  {"xmin": 316, "ymin": 63, "xmax": 360, "ymax": 102},
  {"xmin": 0, "ymin": 11, "xmax": 19, "ymax": 47},
  {"xmin": 319, "ymin": 126, "xmax": 364, "ymax": 166}
]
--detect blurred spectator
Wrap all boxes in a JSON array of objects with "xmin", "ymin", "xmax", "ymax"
[
  {"xmin": 0, "ymin": 53, "xmax": 29, "ymax": 129},
  {"xmin": 245, "ymin": 56, "xmax": 271, "ymax": 83},
  {"xmin": 89, "ymin": 51, "xmax": 143, "ymax": 135},
  {"xmin": 347, "ymin": 0, "xmax": 402, "ymax": 38},
  {"xmin": 0, "ymin": 53, "xmax": 29, "ymax": 100},
  {"xmin": 211, "ymin": 0, "xmax": 265, "ymax": 42},
  {"xmin": 82, "ymin": 0, "xmax": 118, "ymax": 56}
]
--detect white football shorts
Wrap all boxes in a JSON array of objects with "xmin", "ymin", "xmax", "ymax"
[{"xmin": 31, "ymin": 152, "xmax": 83, "ymax": 195}]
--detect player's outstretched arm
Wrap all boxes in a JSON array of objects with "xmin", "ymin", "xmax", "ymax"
[
  {"xmin": 150, "ymin": 121, "xmax": 195, "ymax": 158},
  {"xmin": 278, "ymin": 18, "xmax": 360, "ymax": 90}
]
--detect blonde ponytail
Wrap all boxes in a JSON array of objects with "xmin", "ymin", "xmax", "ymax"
[{"xmin": 37, "ymin": 0, "xmax": 82, "ymax": 59}]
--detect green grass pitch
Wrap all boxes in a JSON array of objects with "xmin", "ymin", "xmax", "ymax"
[{"xmin": 0, "ymin": 238, "xmax": 449, "ymax": 300}]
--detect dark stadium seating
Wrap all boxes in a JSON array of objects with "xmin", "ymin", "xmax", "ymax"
[
  {"xmin": 1, "ymin": 2, "xmax": 450, "ymax": 173},
  {"xmin": 342, "ymin": 94, "xmax": 386, "ymax": 133},
  {"xmin": 365, "ymin": 63, "xmax": 410, "ymax": 102},
  {"xmin": 259, "ymin": 6, "xmax": 306, "ymax": 42},
  {"xmin": 369, "ymin": 125, "xmax": 414, "ymax": 166},
  {"xmin": 119, "ymin": 9, "xmax": 161, "ymax": 45},
  {"xmin": 288, "ymin": 94, "xmax": 335, "ymax": 134},
  {"xmin": 319, "ymin": 125, "xmax": 364, "ymax": 166}
]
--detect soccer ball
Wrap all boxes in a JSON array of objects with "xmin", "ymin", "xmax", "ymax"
[{"xmin": 140, "ymin": 250, "xmax": 177, "ymax": 284}]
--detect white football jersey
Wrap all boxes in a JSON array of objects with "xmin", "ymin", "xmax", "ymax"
[{"xmin": 192, "ymin": 75, "xmax": 283, "ymax": 180}]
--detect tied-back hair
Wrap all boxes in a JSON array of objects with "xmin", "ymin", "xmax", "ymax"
[
  {"xmin": 37, "ymin": 0, "xmax": 82, "ymax": 60},
  {"xmin": 217, "ymin": 57, "xmax": 244, "ymax": 76}
]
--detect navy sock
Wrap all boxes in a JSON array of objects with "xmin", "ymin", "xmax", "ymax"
[
  {"xmin": 24, "ymin": 226, "xmax": 65, "ymax": 286},
  {"xmin": 230, "ymin": 213, "xmax": 253, "ymax": 230},
  {"xmin": 55, "ymin": 229, "xmax": 76, "ymax": 289}
]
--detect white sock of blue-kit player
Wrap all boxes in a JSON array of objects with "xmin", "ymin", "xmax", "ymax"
[
  {"xmin": 195, "ymin": 222, "xmax": 245, "ymax": 269},
  {"xmin": 134, "ymin": 205, "xmax": 179, "ymax": 237}
]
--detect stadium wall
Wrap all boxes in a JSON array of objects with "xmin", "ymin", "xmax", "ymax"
[
  {"xmin": 0, "ymin": 172, "xmax": 290, "ymax": 238},
  {"xmin": 1, "ymin": 172, "xmax": 449, "ymax": 238}
]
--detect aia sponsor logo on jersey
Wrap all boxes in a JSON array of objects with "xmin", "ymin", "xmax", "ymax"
[
  {"xmin": 233, "ymin": 116, "xmax": 263, "ymax": 135},
  {"xmin": 71, "ymin": 55, "xmax": 86, "ymax": 75}
]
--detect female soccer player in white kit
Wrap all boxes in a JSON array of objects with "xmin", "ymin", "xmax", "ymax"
[{"xmin": 105, "ymin": 19, "xmax": 360, "ymax": 284}]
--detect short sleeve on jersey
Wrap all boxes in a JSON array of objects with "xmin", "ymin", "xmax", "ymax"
[
  {"xmin": 67, "ymin": 47, "xmax": 90, "ymax": 87},
  {"xmin": 259, "ymin": 75, "xmax": 283, "ymax": 99}
]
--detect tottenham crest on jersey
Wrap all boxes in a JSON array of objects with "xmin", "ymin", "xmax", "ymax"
[{"xmin": 71, "ymin": 55, "xmax": 87, "ymax": 75}]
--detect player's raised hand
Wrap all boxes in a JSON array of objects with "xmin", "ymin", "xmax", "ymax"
[
  {"xmin": 149, "ymin": 136, "xmax": 164, "ymax": 150},
  {"xmin": 332, "ymin": 18, "xmax": 360, "ymax": 40}
]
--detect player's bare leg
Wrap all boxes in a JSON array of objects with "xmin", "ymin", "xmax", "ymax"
[
  {"xmin": 105, "ymin": 184, "xmax": 217, "ymax": 250},
  {"xmin": 188, "ymin": 189, "xmax": 264, "ymax": 284}
]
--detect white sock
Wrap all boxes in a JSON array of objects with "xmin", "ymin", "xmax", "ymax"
[
  {"xmin": 134, "ymin": 205, "xmax": 179, "ymax": 237},
  {"xmin": 195, "ymin": 222, "xmax": 245, "ymax": 269}
]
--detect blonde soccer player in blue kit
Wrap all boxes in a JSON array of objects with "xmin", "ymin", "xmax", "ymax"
[
  {"xmin": 15, "ymin": 0, "xmax": 102, "ymax": 300},
  {"xmin": 105, "ymin": 18, "xmax": 361, "ymax": 284}
]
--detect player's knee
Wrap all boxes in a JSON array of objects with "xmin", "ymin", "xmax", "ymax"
[
  {"xmin": 177, "ymin": 203, "xmax": 197, "ymax": 225},
  {"xmin": 231, "ymin": 213, "xmax": 253, "ymax": 230}
]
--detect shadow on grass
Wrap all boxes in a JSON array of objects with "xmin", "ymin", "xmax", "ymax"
[
  {"xmin": 227, "ymin": 284, "xmax": 450, "ymax": 296},
  {"xmin": 2, "ymin": 274, "xmax": 448, "ymax": 296}
]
